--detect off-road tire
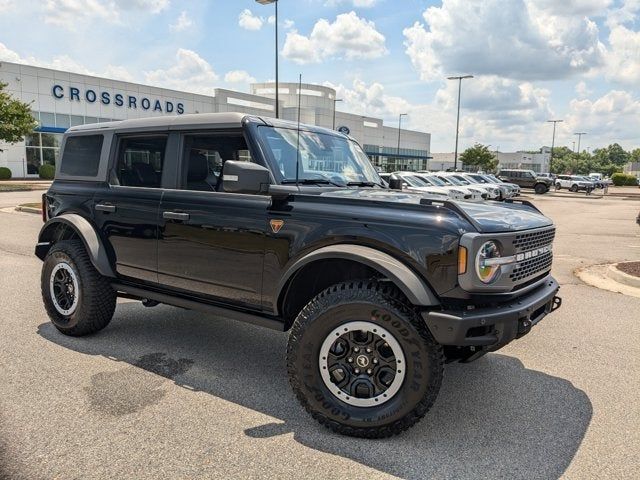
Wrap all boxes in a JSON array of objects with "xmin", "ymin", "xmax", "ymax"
[
  {"xmin": 569, "ymin": 184, "xmax": 579, "ymax": 192},
  {"xmin": 534, "ymin": 183, "xmax": 548, "ymax": 194},
  {"xmin": 41, "ymin": 240, "xmax": 116, "ymax": 336},
  {"xmin": 287, "ymin": 280, "xmax": 444, "ymax": 438}
]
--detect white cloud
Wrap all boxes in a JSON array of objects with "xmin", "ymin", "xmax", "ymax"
[
  {"xmin": 224, "ymin": 70, "xmax": 256, "ymax": 84},
  {"xmin": 144, "ymin": 48, "xmax": 219, "ymax": 95},
  {"xmin": 403, "ymin": 0, "xmax": 606, "ymax": 82},
  {"xmin": 529, "ymin": 0, "xmax": 612, "ymax": 16},
  {"xmin": 0, "ymin": 0, "xmax": 15, "ymax": 12},
  {"xmin": 324, "ymin": 79, "xmax": 411, "ymax": 119},
  {"xmin": 325, "ymin": 0, "xmax": 378, "ymax": 7},
  {"xmin": 605, "ymin": 24, "xmax": 640, "ymax": 84},
  {"xmin": 0, "ymin": 42, "xmax": 134, "ymax": 82},
  {"xmin": 575, "ymin": 81, "xmax": 592, "ymax": 98},
  {"xmin": 566, "ymin": 90, "xmax": 640, "ymax": 148},
  {"xmin": 170, "ymin": 11, "xmax": 193, "ymax": 33},
  {"xmin": 605, "ymin": 0, "xmax": 640, "ymax": 27},
  {"xmin": 43, "ymin": 0, "xmax": 169, "ymax": 29},
  {"xmin": 282, "ymin": 11, "xmax": 387, "ymax": 64},
  {"xmin": 238, "ymin": 9, "xmax": 263, "ymax": 31},
  {"xmin": 283, "ymin": 19, "xmax": 295, "ymax": 29}
]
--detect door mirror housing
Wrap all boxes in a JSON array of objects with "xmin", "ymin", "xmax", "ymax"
[
  {"xmin": 388, "ymin": 174, "xmax": 404, "ymax": 190},
  {"xmin": 222, "ymin": 161, "xmax": 271, "ymax": 195}
]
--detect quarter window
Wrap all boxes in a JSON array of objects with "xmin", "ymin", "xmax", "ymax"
[
  {"xmin": 114, "ymin": 136, "xmax": 167, "ymax": 188},
  {"xmin": 59, "ymin": 135, "xmax": 104, "ymax": 177}
]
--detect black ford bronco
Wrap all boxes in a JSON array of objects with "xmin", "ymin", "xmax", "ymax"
[{"xmin": 36, "ymin": 113, "xmax": 561, "ymax": 438}]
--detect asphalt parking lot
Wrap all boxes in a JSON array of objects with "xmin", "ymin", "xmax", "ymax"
[{"xmin": 1, "ymin": 191, "xmax": 638, "ymax": 480}]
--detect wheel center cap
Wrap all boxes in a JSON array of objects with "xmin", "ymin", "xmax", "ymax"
[{"xmin": 356, "ymin": 355, "xmax": 369, "ymax": 368}]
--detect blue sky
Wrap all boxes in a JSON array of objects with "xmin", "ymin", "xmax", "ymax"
[{"xmin": 0, "ymin": 0, "xmax": 638, "ymax": 152}]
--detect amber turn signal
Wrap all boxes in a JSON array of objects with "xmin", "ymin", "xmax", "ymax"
[{"xmin": 458, "ymin": 246, "xmax": 468, "ymax": 275}]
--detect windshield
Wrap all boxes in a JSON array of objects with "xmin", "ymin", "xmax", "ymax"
[
  {"xmin": 419, "ymin": 174, "xmax": 447, "ymax": 187},
  {"xmin": 468, "ymin": 174, "xmax": 487, "ymax": 183},
  {"xmin": 257, "ymin": 126, "xmax": 382, "ymax": 186},
  {"xmin": 452, "ymin": 175, "xmax": 472, "ymax": 185},
  {"xmin": 438, "ymin": 175, "xmax": 460, "ymax": 186},
  {"xmin": 401, "ymin": 175, "xmax": 429, "ymax": 187}
]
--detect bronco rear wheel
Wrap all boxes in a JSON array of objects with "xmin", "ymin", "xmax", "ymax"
[
  {"xmin": 41, "ymin": 240, "xmax": 116, "ymax": 336},
  {"xmin": 287, "ymin": 281, "xmax": 444, "ymax": 438}
]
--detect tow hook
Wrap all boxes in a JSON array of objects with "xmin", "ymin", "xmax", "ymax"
[
  {"xmin": 142, "ymin": 299, "xmax": 159, "ymax": 308},
  {"xmin": 551, "ymin": 296, "xmax": 562, "ymax": 312}
]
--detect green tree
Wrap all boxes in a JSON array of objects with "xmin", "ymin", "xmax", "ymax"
[
  {"xmin": 459, "ymin": 143, "xmax": 498, "ymax": 172},
  {"xmin": 593, "ymin": 143, "xmax": 630, "ymax": 167},
  {"xmin": 0, "ymin": 82, "xmax": 37, "ymax": 152}
]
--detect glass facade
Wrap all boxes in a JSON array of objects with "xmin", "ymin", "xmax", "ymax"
[{"xmin": 363, "ymin": 144, "xmax": 430, "ymax": 173}]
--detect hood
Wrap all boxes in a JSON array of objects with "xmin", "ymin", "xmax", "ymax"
[{"xmin": 317, "ymin": 189, "xmax": 553, "ymax": 233}]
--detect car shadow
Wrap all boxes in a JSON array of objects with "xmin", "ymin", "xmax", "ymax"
[{"xmin": 38, "ymin": 303, "xmax": 592, "ymax": 480}]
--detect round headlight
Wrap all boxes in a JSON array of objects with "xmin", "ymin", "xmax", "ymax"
[{"xmin": 476, "ymin": 241, "xmax": 501, "ymax": 284}]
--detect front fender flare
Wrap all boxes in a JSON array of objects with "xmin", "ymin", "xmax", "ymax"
[
  {"xmin": 35, "ymin": 214, "xmax": 115, "ymax": 277},
  {"xmin": 278, "ymin": 244, "xmax": 440, "ymax": 307}
]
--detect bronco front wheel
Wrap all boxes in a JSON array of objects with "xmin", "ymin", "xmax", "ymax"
[{"xmin": 287, "ymin": 281, "xmax": 444, "ymax": 438}]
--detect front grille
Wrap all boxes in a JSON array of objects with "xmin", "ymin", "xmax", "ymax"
[
  {"xmin": 510, "ymin": 252, "xmax": 553, "ymax": 282},
  {"xmin": 512, "ymin": 227, "xmax": 555, "ymax": 252}
]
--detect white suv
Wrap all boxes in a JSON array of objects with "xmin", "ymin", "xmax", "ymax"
[{"xmin": 555, "ymin": 175, "xmax": 594, "ymax": 192}]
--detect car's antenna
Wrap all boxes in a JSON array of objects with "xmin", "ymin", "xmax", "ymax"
[{"xmin": 295, "ymin": 73, "xmax": 302, "ymax": 189}]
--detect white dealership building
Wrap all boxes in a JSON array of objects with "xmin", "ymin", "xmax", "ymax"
[{"xmin": 0, "ymin": 61, "xmax": 431, "ymax": 178}]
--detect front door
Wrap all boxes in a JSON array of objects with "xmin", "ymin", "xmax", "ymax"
[{"xmin": 157, "ymin": 131, "xmax": 268, "ymax": 310}]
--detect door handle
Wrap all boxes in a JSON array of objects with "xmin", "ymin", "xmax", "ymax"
[
  {"xmin": 95, "ymin": 203, "xmax": 116, "ymax": 213},
  {"xmin": 163, "ymin": 211, "xmax": 190, "ymax": 221}
]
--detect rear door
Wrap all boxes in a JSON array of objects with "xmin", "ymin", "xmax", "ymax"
[
  {"xmin": 93, "ymin": 133, "xmax": 178, "ymax": 283},
  {"xmin": 156, "ymin": 130, "xmax": 269, "ymax": 310}
]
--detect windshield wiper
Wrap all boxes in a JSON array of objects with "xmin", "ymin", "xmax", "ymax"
[
  {"xmin": 346, "ymin": 181, "xmax": 382, "ymax": 188},
  {"xmin": 281, "ymin": 178, "xmax": 345, "ymax": 187}
]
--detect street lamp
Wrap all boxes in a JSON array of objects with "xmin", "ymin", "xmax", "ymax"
[
  {"xmin": 447, "ymin": 75, "xmax": 474, "ymax": 170},
  {"xmin": 574, "ymin": 132, "xmax": 587, "ymax": 154},
  {"xmin": 256, "ymin": 0, "xmax": 279, "ymax": 118},
  {"xmin": 332, "ymin": 98, "xmax": 343, "ymax": 130},
  {"xmin": 547, "ymin": 119, "xmax": 563, "ymax": 172},
  {"xmin": 397, "ymin": 113, "xmax": 408, "ymax": 165}
]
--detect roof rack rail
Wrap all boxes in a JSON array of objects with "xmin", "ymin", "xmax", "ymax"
[{"xmin": 419, "ymin": 198, "xmax": 482, "ymax": 231}]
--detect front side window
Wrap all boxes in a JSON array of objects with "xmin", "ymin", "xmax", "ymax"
[
  {"xmin": 180, "ymin": 133, "xmax": 252, "ymax": 192},
  {"xmin": 113, "ymin": 135, "xmax": 167, "ymax": 188},
  {"xmin": 257, "ymin": 126, "xmax": 381, "ymax": 186}
]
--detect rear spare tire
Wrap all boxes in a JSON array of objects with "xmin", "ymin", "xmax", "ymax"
[
  {"xmin": 287, "ymin": 281, "xmax": 444, "ymax": 438},
  {"xmin": 41, "ymin": 239, "xmax": 116, "ymax": 336}
]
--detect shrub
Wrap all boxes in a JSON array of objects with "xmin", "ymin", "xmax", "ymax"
[
  {"xmin": 0, "ymin": 167, "xmax": 11, "ymax": 180},
  {"xmin": 38, "ymin": 163, "xmax": 55, "ymax": 180},
  {"xmin": 611, "ymin": 173, "xmax": 639, "ymax": 186}
]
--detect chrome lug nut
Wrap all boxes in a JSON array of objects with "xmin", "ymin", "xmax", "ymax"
[
  {"xmin": 347, "ymin": 357, "xmax": 353, "ymax": 363},
  {"xmin": 366, "ymin": 369, "xmax": 373, "ymax": 375},
  {"xmin": 354, "ymin": 368, "xmax": 360, "ymax": 374},
  {"xmin": 366, "ymin": 347, "xmax": 372, "ymax": 353},
  {"xmin": 372, "ymin": 358, "xmax": 378, "ymax": 364},
  {"xmin": 353, "ymin": 347, "xmax": 360, "ymax": 353}
]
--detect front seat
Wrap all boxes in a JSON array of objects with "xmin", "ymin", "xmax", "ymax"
[
  {"xmin": 131, "ymin": 162, "xmax": 159, "ymax": 187},
  {"xmin": 187, "ymin": 151, "xmax": 215, "ymax": 191}
]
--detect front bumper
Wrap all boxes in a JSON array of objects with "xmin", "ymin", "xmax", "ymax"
[{"xmin": 422, "ymin": 276, "xmax": 561, "ymax": 350}]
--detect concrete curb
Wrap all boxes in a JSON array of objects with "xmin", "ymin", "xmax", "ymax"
[
  {"xmin": 15, "ymin": 206, "xmax": 42, "ymax": 214},
  {"xmin": 608, "ymin": 264, "xmax": 640, "ymax": 289},
  {"xmin": 575, "ymin": 264, "xmax": 640, "ymax": 299}
]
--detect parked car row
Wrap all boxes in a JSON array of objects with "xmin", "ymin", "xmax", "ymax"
[
  {"xmin": 379, "ymin": 171, "xmax": 521, "ymax": 202},
  {"xmin": 554, "ymin": 175, "xmax": 608, "ymax": 191}
]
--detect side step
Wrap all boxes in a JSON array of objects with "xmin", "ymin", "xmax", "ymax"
[{"xmin": 111, "ymin": 282, "xmax": 285, "ymax": 332}]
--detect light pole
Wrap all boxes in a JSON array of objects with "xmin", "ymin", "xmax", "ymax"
[
  {"xmin": 397, "ymin": 113, "xmax": 408, "ymax": 166},
  {"xmin": 447, "ymin": 75, "xmax": 474, "ymax": 170},
  {"xmin": 256, "ymin": 0, "xmax": 279, "ymax": 118},
  {"xmin": 574, "ymin": 132, "xmax": 586, "ymax": 154},
  {"xmin": 547, "ymin": 119, "xmax": 563, "ymax": 172},
  {"xmin": 332, "ymin": 98, "xmax": 343, "ymax": 130}
]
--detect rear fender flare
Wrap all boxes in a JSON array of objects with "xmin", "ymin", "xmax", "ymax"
[
  {"xmin": 277, "ymin": 244, "xmax": 440, "ymax": 309},
  {"xmin": 35, "ymin": 214, "xmax": 115, "ymax": 277}
]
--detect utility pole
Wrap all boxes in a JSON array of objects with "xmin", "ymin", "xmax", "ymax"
[
  {"xmin": 547, "ymin": 119, "xmax": 563, "ymax": 172},
  {"xmin": 256, "ymin": 0, "xmax": 279, "ymax": 118},
  {"xmin": 574, "ymin": 132, "xmax": 587, "ymax": 154},
  {"xmin": 332, "ymin": 98, "xmax": 343, "ymax": 130},
  {"xmin": 397, "ymin": 113, "xmax": 408, "ymax": 165},
  {"xmin": 447, "ymin": 75, "xmax": 474, "ymax": 170}
]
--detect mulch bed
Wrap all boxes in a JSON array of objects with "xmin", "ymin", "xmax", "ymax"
[{"xmin": 617, "ymin": 261, "xmax": 640, "ymax": 278}]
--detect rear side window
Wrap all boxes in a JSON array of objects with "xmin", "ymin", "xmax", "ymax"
[
  {"xmin": 59, "ymin": 135, "xmax": 103, "ymax": 177},
  {"xmin": 113, "ymin": 135, "xmax": 167, "ymax": 188}
]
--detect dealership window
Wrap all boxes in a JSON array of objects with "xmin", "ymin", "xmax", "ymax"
[{"xmin": 24, "ymin": 132, "xmax": 64, "ymax": 175}]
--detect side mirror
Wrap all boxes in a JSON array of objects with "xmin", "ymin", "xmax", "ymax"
[
  {"xmin": 222, "ymin": 161, "xmax": 270, "ymax": 194},
  {"xmin": 388, "ymin": 174, "xmax": 404, "ymax": 190}
]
